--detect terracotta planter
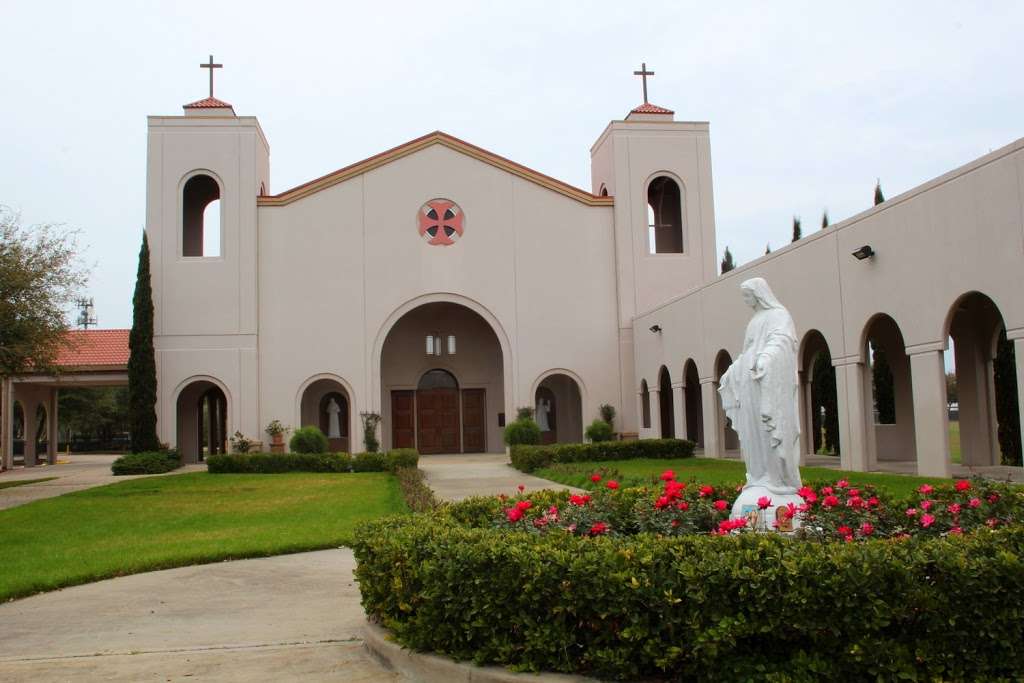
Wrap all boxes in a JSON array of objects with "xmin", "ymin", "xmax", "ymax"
[{"xmin": 270, "ymin": 433, "xmax": 285, "ymax": 454}]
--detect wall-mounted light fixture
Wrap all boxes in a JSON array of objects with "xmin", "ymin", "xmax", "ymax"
[
  {"xmin": 649, "ymin": 324, "xmax": 662, "ymax": 333},
  {"xmin": 851, "ymin": 245, "xmax": 875, "ymax": 260}
]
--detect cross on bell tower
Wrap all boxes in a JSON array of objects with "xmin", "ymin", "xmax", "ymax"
[
  {"xmin": 200, "ymin": 55, "xmax": 223, "ymax": 99},
  {"xmin": 633, "ymin": 62, "xmax": 655, "ymax": 104}
]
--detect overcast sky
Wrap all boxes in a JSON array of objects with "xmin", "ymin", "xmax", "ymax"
[{"xmin": 2, "ymin": 1, "xmax": 1022, "ymax": 329}]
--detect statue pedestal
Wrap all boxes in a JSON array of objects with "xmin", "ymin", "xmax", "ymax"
[{"xmin": 730, "ymin": 485, "xmax": 804, "ymax": 532}]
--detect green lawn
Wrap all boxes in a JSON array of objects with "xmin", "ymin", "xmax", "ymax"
[
  {"xmin": 0, "ymin": 477, "xmax": 57, "ymax": 490},
  {"xmin": 949, "ymin": 421, "xmax": 961, "ymax": 464},
  {"xmin": 534, "ymin": 457, "xmax": 957, "ymax": 499},
  {"xmin": 0, "ymin": 471, "xmax": 405, "ymax": 602}
]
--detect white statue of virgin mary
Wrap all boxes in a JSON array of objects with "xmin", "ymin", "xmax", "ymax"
[{"xmin": 719, "ymin": 278, "xmax": 803, "ymax": 525}]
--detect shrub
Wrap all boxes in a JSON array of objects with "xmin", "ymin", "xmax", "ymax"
[
  {"xmin": 360, "ymin": 412, "xmax": 382, "ymax": 453},
  {"xmin": 598, "ymin": 403, "xmax": 616, "ymax": 426},
  {"xmin": 510, "ymin": 438, "xmax": 694, "ymax": 472},
  {"xmin": 515, "ymin": 406, "xmax": 534, "ymax": 420},
  {"xmin": 289, "ymin": 426, "xmax": 328, "ymax": 454},
  {"xmin": 385, "ymin": 448, "xmax": 419, "ymax": 472},
  {"xmin": 229, "ymin": 431, "xmax": 257, "ymax": 453},
  {"xmin": 352, "ymin": 451, "xmax": 387, "ymax": 472},
  {"xmin": 396, "ymin": 466, "xmax": 438, "ymax": 513},
  {"xmin": 503, "ymin": 418, "xmax": 541, "ymax": 446},
  {"xmin": 111, "ymin": 450, "xmax": 180, "ymax": 475},
  {"xmin": 584, "ymin": 419, "xmax": 614, "ymax": 442},
  {"xmin": 354, "ymin": 514, "xmax": 1024, "ymax": 681},
  {"xmin": 207, "ymin": 452, "xmax": 353, "ymax": 473}
]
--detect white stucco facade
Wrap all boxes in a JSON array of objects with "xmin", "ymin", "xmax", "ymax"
[{"xmin": 146, "ymin": 95, "xmax": 1023, "ymax": 473}]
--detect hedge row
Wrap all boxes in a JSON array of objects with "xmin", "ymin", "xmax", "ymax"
[
  {"xmin": 111, "ymin": 450, "xmax": 181, "ymax": 475},
  {"xmin": 510, "ymin": 438, "xmax": 695, "ymax": 473},
  {"xmin": 354, "ymin": 511, "xmax": 1024, "ymax": 681},
  {"xmin": 206, "ymin": 449, "xmax": 418, "ymax": 474}
]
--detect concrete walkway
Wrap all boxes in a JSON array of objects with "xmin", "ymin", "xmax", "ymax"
[
  {"xmin": 0, "ymin": 549, "xmax": 403, "ymax": 682},
  {"xmin": 419, "ymin": 452, "xmax": 581, "ymax": 501},
  {"xmin": 0, "ymin": 454, "xmax": 205, "ymax": 511}
]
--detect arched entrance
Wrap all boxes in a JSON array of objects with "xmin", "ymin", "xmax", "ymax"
[
  {"xmin": 862, "ymin": 315, "xmax": 915, "ymax": 468},
  {"xmin": 714, "ymin": 351, "xmax": 740, "ymax": 452},
  {"xmin": 945, "ymin": 292, "xmax": 1021, "ymax": 468},
  {"xmin": 176, "ymin": 379, "xmax": 228, "ymax": 463},
  {"xmin": 682, "ymin": 360, "xmax": 702, "ymax": 445},
  {"xmin": 380, "ymin": 301, "xmax": 504, "ymax": 453},
  {"xmin": 658, "ymin": 366, "xmax": 675, "ymax": 438},
  {"xmin": 534, "ymin": 373, "xmax": 583, "ymax": 444},
  {"xmin": 799, "ymin": 330, "xmax": 839, "ymax": 458},
  {"xmin": 299, "ymin": 378, "xmax": 352, "ymax": 453}
]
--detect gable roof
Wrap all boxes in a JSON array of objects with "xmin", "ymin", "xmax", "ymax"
[
  {"xmin": 184, "ymin": 96, "xmax": 235, "ymax": 110},
  {"xmin": 630, "ymin": 103, "xmax": 674, "ymax": 115},
  {"xmin": 257, "ymin": 131, "xmax": 614, "ymax": 207},
  {"xmin": 55, "ymin": 329, "xmax": 130, "ymax": 369}
]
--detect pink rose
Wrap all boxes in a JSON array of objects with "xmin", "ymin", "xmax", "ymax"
[
  {"xmin": 822, "ymin": 495, "xmax": 839, "ymax": 508},
  {"xmin": 860, "ymin": 522, "xmax": 874, "ymax": 536},
  {"xmin": 905, "ymin": 508, "xmax": 918, "ymax": 517},
  {"xmin": 920, "ymin": 514, "xmax": 936, "ymax": 528},
  {"xmin": 699, "ymin": 485, "xmax": 714, "ymax": 497},
  {"xmin": 918, "ymin": 484, "xmax": 934, "ymax": 495},
  {"xmin": 659, "ymin": 470, "xmax": 676, "ymax": 481},
  {"xmin": 757, "ymin": 496, "xmax": 772, "ymax": 510},
  {"xmin": 836, "ymin": 479, "xmax": 849, "ymax": 489},
  {"xmin": 920, "ymin": 500, "xmax": 933, "ymax": 511},
  {"xmin": 948, "ymin": 503, "xmax": 961, "ymax": 515},
  {"xmin": 821, "ymin": 486, "xmax": 834, "ymax": 495},
  {"xmin": 949, "ymin": 526, "xmax": 963, "ymax": 535},
  {"xmin": 968, "ymin": 497, "xmax": 981, "ymax": 509},
  {"xmin": 867, "ymin": 496, "xmax": 880, "ymax": 508}
]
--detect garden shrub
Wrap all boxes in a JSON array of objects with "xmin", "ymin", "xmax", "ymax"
[
  {"xmin": 352, "ymin": 451, "xmax": 387, "ymax": 472},
  {"xmin": 503, "ymin": 417, "xmax": 541, "ymax": 446},
  {"xmin": 289, "ymin": 426, "xmax": 329, "ymax": 453},
  {"xmin": 354, "ymin": 477, "xmax": 1024, "ymax": 681},
  {"xmin": 396, "ymin": 466, "xmax": 438, "ymax": 513},
  {"xmin": 206, "ymin": 452, "xmax": 353, "ymax": 473},
  {"xmin": 510, "ymin": 438, "xmax": 694, "ymax": 472},
  {"xmin": 385, "ymin": 448, "xmax": 419, "ymax": 472},
  {"xmin": 584, "ymin": 419, "xmax": 614, "ymax": 442},
  {"xmin": 111, "ymin": 450, "xmax": 180, "ymax": 475}
]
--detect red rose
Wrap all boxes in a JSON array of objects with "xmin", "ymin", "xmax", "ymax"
[
  {"xmin": 821, "ymin": 486, "xmax": 834, "ymax": 496},
  {"xmin": 515, "ymin": 500, "xmax": 532, "ymax": 511},
  {"xmin": 784, "ymin": 502, "xmax": 797, "ymax": 519},
  {"xmin": 949, "ymin": 526, "xmax": 963, "ymax": 535},
  {"xmin": 954, "ymin": 480, "xmax": 970, "ymax": 492},
  {"xmin": 920, "ymin": 513, "xmax": 936, "ymax": 528},
  {"xmin": 837, "ymin": 525, "xmax": 852, "ymax": 536},
  {"xmin": 677, "ymin": 501, "xmax": 689, "ymax": 511},
  {"xmin": 920, "ymin": 500, "xmax": 933, "ymax": 511},
  {"xmin": 867, "ymin": 496, "xmax": 880, "ymax": 508},
  {"xmin": 569, "ymin": 494, "xmax": 589, "ymax": 507},
  {"xmin": 517, "ymin": 484, "xmax": 525, "ymax": 493},
  {"xmin": 968, "ymin": 497, "xmax": 981, "ymax": 508},
  {"xmin": 699, "ymin": 485, "xmax": 714, "ymax": 497},
  {"xmin": 757, "ymin": 496, "xmax": 772, "ymax": 510},
  {"xmin": 797, "ymin": 486, "xmax": 815, "ymax": 499},
  {"xmin": 606, "ymin": 480, "xmax": 619, "ymax": 490},
  {"xmin": 988, "ymin": 494, "xmax": 1000, "ymax": 504},
  {"xmin": 860, "ymin": 522, "xmax": 874, "ymax": 536},
  {"xmin": 836, "ymin": 479, "xmax": 849, "ymax": 489},
  {"xmin": 660, "ymin": 470, "xmax": 675, "ymax": 481},
  {"xmin": 918, "ymin": 484, "xmax": 934, "ymax": 495},
  {"xmin": 713, "ymin": 499, "xmax": 728, "ymax": 511},
  {"xmin": 948, "ymin": 503, "xmax": 961, "ymax": 515},
  {"xmin": 654, "ymin": 496, "xmax": 671, "ymax": 509},
  {"xmin": 590, "ymin": 474, "xmax": 601, "ymax": 483},
  {"xmin": 847, "ymin": 488, "xmax": 860, "ymax": 497},
  {"xmin": 822, "ymin": 495, "xmax": 839, "ymax": 508},
  {"xmin": 505, "ymin": 507, "xmax": 524, "ymax": 522},
  {"xmin": 589, "ymin": 521, "xmax": 608, "ymax": 536}
]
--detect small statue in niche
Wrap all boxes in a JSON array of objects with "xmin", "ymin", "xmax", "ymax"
[
  {"xmin": 326, "ymin": 398, "xmax": 342, "ymax": 439},
  {"xmin": 535, "ymin": 397, "xmax": 552, "ymax": 432}
]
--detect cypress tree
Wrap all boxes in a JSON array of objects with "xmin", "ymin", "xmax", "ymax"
[
  {"xmin": 874, "ymin": 179, "xmax": 885, "ymax": 205},
  {"xmin": 791, "ymin": 216, "xmax": 802, "ymax": 242},
  {"xmin": 812, "ymin": 349, "xmax": 840, "ymax": 454},
  {"xmin": 128, "ymin": 232, "xmax": 160, "ymax": 452},
  {"xmin": 821, "ymin": 210, "xmax": 829, "ymax": 229},
  {"xmin": 720, "ymin": 247, "xmax": 736, "ymax": 273},
  {"xmin": 765, "ymin": 243, "xmax": 772, "ymax": 255}
]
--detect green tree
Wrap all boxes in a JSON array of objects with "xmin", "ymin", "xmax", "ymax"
[
  {"xmin": 720, "ymin": 247, "xmax": 735, "ymax": 273},
  {"xmin": 945, "ymin": 372, "xmax": 958, "ymax": 405},
  {"xmin": 791, "ymin": 216, "xmax": 802, "ymax": 242},
  {"xmin": 0, "ymin": 207, "xmax": 88, "ymax": 376},
  {"xmin": 821, "ymin": 210, "xmax": 829, "ymax": 229},
  {"xmin": 765, "ymin": 243, "xmax": 772, "ymax": 255},
  {"xmin": 128, "ymin": 232, "xmax": 160, "ymax": 452},
  {"xmin": 811, "ymin": 349, "xmax": 839, "ymax": 454},
  {"xmin": 874, "ymin": 180, "xmax": 885, "ymax": 205}
]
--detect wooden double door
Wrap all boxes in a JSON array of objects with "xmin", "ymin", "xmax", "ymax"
[{"xmin": 391, "ymin": 388, "xmax": 486, "ymax": 454}]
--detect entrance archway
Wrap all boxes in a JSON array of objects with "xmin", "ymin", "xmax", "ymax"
[
  {"xmin": 176, "ymin": 379, "xmax": 228, "ymax": 463},
  {"xmin": 380, "ymin": 301, "xmax": 504, "ymax": 453},
  {"xmin": 299, "ymin": 378, "xmax": 352, "ymax": 453},
  {"xmin": 658, "ymin": 366, "xmax": 675, "ymax": 438},
  {"xmin": 714, "ymin": 351, "xmax": 739, "ymax": 451},
  {"xmin": 862, "ymin": 314, "xmax": 915, "ymax": 468},
  {"xmin": 534, "ymin": 372, "xmax": 583, "ymax": 444},
  {"xmin": 800, "ymin": 330, "xmax": 839, "ymax": 458}
]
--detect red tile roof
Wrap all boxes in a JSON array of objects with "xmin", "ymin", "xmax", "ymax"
[
  {"xmin": 55, "ymin": 329, "xmax": 130, "ymax": 368},
  {"xmin": 183, "ymin": 96, "xmax": 234, "ymax": 110},
  {"xmin": 630, "ymin": 103, "xmax": 675, "ymax": 115}
]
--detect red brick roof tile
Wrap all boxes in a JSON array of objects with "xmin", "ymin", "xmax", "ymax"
[
  {"xmin": 183, "ymin": 96, "xmax": 234, "ymax": 110},
  {"xmin": 55, "ymin": 329, "xmax": 130, "ymax": 368},
  {"xmin": 630, "ymin": 103, "xmax": 675, "ymax": 115}
]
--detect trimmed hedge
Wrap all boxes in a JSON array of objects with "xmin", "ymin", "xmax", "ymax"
[
  {"xmin": 354, "ymin": 510, "xmax": 1024, "ymax": 681},
  {"xmin": 289, "ymin": 426, "xmax": 329, "ymax": 454},
  {"xmin": 206, "ymin": 449, "xmax": 419, "ymax": 474},
  {"xmin": 511, "ymin": 438, "xmax": 694, "ymax": 473},
  {"xmin": 111, "ymin": 450, "xmax": 180, "ymax": 475}
]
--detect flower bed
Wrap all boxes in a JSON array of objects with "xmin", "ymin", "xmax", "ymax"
[
  {"xmin": 510, "ymin": 438, "xmax": 694, "ymax": 473},
  {"xmin": 206, "ymin": 449, "xmax": 418, "ymax": 474},
  {"xmin": 353, "ymin": 475, "xmax": 1024, "ymax": 680}
]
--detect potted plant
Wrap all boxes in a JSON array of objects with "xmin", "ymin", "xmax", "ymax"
[{"xmin": 265, "ymin": 420, "xmax": 290, "ymax": 453}]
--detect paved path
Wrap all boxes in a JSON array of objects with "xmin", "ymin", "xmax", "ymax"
[
  {"xmin": 419, "ymin": 452, "xmax": 582, "ymax": 501},
  {"xmin": 0, "ymin": 455, "xmax": 205, "ymax": 511},
  {"xmin": 0, "ymin": 549, "xmax": 403, "ymax": 682}
]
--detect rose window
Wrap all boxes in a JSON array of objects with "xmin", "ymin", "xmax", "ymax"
[{"xmin": 418, "ymin": 199, "xmax": 464, "ymax": 246}]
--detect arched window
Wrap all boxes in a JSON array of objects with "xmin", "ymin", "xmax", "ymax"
[
  {"xmin": 599, "ymin": 184, "xmax": 609, "ymax": 197},
  {"xmin": 182, "ymin": 174, "xmax": 221, "ymax": 257},
  {"xmin": 647, "ymin": 176, "xmax": 683, "ymax": 254},
  {"xmin": 418, "ymin": 369, "xmax": 459, "ymax": 390}
]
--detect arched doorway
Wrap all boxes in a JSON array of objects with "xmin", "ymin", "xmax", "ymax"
[
  {"xmin": 535, "ymin": 373, "xmax": 583, "ymax": 444},
  {"xmin": 714, "ymin": 351, "xmax": 740, "ymax": 452},
  {"xmin": 176, "ymin": 379, "xmax": 228, "ymax": 463},
  {"xmin": 862, "ymin": 315, "xmax": 915, "ymax": 468},
  {"xmin": 682, "ymin": 360, "xmax": 702, "ymax": 445},
  {"xmin": 800, "ymin": 330, "xmax": 839, "ymax": 458},
  {"xmin": 380, "ymin": 302, "xmax": 504, "ymax": 453},
  {"xmin": 945, "ymin": 292, "xmax": 1021, "ymax": 468},
  {"xmin": 299, "ymin": 378, "xmax": 351, "ymax": 453},
  {"xmin": 658, "ymin": 366, "xmax": 675, "ymax": 438}
]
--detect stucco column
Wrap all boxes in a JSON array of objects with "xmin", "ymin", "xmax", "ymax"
[
  {"xmin": 24, "ymin": 398, "xmax": 38, "ymax": 467},
  {"xmin": 47, "ymin": 387, "xmax": 58, "ymax": 465},
  {"xmin": 834, "ymin": 358, "xmax": 870, "ymax": 472},
  {"xmin": 1, "ymin": 377, "xmax": 11, "ymax": 470},
  {"xmin": 635, "ymin": 391, "xmax": 645, "ymax": 439},
  {"xmin": 909, "ymin": 349, "xmax": 950, "ymax": 478},
  {"xmin": 700, "ymin": 378, "xmax": 722, "ymax": 458},
  {"xmin": 649, "ymin": 388, "xmax": 662, "ymax": 439},
  {"xmin": 798, "ymin": 370, "xmax": 812, "ymax": 464},
  {"xmin": 672, "ymin": 381, "xmax": 686, "ymax": 441}
]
